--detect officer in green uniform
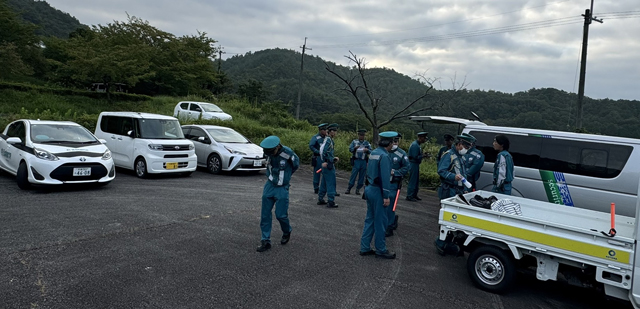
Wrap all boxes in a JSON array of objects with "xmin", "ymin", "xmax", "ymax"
[
  {"xmin": 309, "ymin": 123, "xmax": 328, "ymax": 194},
  {"xmin": 406, "ymin": 132, "xmax": 428, "ymax": 201},
  {"xmin": 318, "ymin": 123, "xmax": 339, "ymax": 208},
  {"xmin": 360, "ymin": 131, "xmax": 397, "ymax": 259},
  {"xmin": 346, "ymin": 129, "xmax": 371, "ymax": 195},
  {"xmin": 256, "ymin": 136, "xmax": 300, "ymax": 252}
]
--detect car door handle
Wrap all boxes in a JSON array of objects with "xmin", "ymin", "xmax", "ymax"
[{"xmin": 111, "ymin": 136, "xmax": 116, "ymax": 139}]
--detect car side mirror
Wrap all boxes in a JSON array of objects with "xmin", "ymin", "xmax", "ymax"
[
  {"xmin": 198, "ymin": 136, "xmax": 205, "ymax": 142},
  {"xmin": 6, "ymin": 137, "xmax": 22, "ymax": 144},
  {"xmin": 127, "ymin": 130, "xmax": 134, "ymax": 138}
]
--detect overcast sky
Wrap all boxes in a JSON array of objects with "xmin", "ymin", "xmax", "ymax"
[{"xmin": 46, "ymin": 0, "xmax": 639, "ymax": 101}]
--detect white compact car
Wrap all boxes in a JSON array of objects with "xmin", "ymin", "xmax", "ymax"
[
  {"xmin": 0, "ymin": 119, "xmax": 115, "ymax": 189},
  {"xmin": 173, "ymin": 101, "xmax": 233, "ymax": 121},
  {"xmin": 95, "ymin": 112, "xmax": 197, "ymax": 178},
  {"xmin": 181, "ymin": 125, "xmax": 265, "ymax": 174}
]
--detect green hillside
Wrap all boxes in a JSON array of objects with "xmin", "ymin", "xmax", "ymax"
[{"xmin": 6, "ymin": 0, "xmax": 86, "ymax": 38}]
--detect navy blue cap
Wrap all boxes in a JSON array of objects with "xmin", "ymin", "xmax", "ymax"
[
  {"xmin": 443, "ymin": 133, "xmax": 455, "ymax": 140},
  {"xmin": 417, "ymin": 132, "xmax": 428, "ymax": 137},
  {"xmin": 357, "ymin": 129, "xmax": 367, "ymax": 134},
  {"xmin": 327, "ymin": 123, "xmax": 339, "ymax": 131},
  {"xmin": 260, "ymin": 135, "xmax": 280, "ymax": 149},
  {"xmin": 380, "ymin": 131, "xmax": 399, "ymax": 140}
]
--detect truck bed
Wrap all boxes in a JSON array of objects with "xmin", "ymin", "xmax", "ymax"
[{"xmin": 439, "ymin": 190, "xmax": 635, "ymax": 269}]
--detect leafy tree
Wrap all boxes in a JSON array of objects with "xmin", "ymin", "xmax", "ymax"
[
  {"xmin": 7, "ymin": 0, "xmax": 86, "ymax": 38},
  {"xmin": 0, "ymin": 0, "xmax": 38, "ymax": 78},
  {"xmin": 238, "ymin": 79, "xmax": 269, "ymax": 104}
]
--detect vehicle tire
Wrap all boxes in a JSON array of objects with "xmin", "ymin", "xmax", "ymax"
[
  {"xmin": 17, "ymin": 162, "xmax": 31, "ymax": 190},
  {"xmin": 207, "ymin": 154, "xmax": 222, "ymax": 174},
  {"xmin": 467, "ymin": 246, "xmax": 516, "ymax": 293},
  {"xmin": 134, "ymin": 157, "xmax": 148, "ymax": 178}
]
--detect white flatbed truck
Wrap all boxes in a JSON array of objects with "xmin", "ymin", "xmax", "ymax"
[{"xmin": 438, "ymin": 190, "xmax": 640, "ymax": 307}]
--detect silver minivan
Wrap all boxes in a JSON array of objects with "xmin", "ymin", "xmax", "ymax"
[
  {"xmin": 95, "ymin": 112, "xmax": 197, "ymax": 178},
  {"xmin": 412, "ymin": 116, "xmax": 640, "ymax": 217}
]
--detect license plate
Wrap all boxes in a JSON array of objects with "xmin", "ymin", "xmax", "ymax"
[
  {"xmin": 166, "ymin": 162, "xmax": 178, "ymax": 169},
  {"xmin": 253, "ymin": 160, "xmax": 263, "ymax": 167},
  {"xmin": 73, "ymin": 167, "xmax": 91, "ymax": 176}
]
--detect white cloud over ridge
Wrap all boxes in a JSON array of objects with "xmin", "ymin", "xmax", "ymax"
[{"xmin": 47, "ymin": 0, "xmax": 639, "ymax": 101}]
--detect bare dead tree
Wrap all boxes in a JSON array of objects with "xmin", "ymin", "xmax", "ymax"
[{"xmin": 325, "ymin": 51, "xmax": 467, "ymax": 144}]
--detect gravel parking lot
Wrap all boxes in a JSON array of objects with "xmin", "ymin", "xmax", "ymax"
[{"xmin": 0, "ymin": 166, "xmax": 631, "ymax": 308}]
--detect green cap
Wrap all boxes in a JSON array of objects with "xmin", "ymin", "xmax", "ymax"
[
  {"xmin": 443, "ymin": 133, "xmax": 455, "ymax": 141},
  {"xmin": 317, "ymin": 123, "xmax": 328, "ymax": 130},
  {"xmin": 417, "ymin": 132, "xmax": 428, "ymax": 137},
  {"xmin": 380, "ymin": 131, "xmax": 399, "ymax": 140},
  {"xmin": 260, "ymin": 135, "xmax": 280, "ymax": 149},
  {"xmin": 457, "ymin": 134, "xmax": 475, "ymax": 145},
  {"xmin": 357, "ymin": 129, "xmax": 367, "ymax": 134},
  {"xmin": 327, "ymin": 123, "xmax": 339, "ymax": 131}
]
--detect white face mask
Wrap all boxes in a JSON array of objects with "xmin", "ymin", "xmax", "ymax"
[
  {"xmin": 391, "ymin": 145, "xmax": 398, "ymax": 150},
  {"xmin": 459, "ymin": 148, "xmax": 468, "ymax": 155}
]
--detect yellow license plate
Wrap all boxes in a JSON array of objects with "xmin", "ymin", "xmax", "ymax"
[{"xmin": 166, "ymin": 162, "xmax": 178, "ymax": 169}]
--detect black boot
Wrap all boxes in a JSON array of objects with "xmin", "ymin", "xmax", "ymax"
[
  {"xmin": 327, "ymin": 201, "xmax": 338, "ymax": 208},
  {"xmin": 256, "ymin": 240, "xmax": 271, "ymax": 252},
  {"xmin": 281, "ymin": 232, "xmax": 291, "ymax": 245},
  {"xmin": 385, "ymin": 228, "xmax": 394, "ymax": 237},
  {"xmin": 355, "ymin": 189, "xmax": 360, "ymax": 195},
  {"xmin": 391, "ymin": 215, "xmax": 399, "ymax": 230},
  {"xmin": 317, "ymin": 200, "xmax": 327, "ymax": 205},
  {"xmin": 375, "ymin": 250, "xmax": 396, "ymax": 259},
  {"xmin": 344, "ymin": 188, "xmax": 351, "ymax": 194}
]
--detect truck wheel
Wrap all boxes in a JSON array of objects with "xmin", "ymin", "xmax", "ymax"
[
  {"xmin": 467, "ymin": 246, "xmax": 516, "ymax": 293},
  {"xmin": 135, "ymin": 158, "xmax": 148, "ymax": 178},
  {"xmin": 17, "ymin": 162, "xmax": 31, "ymax": 190}
]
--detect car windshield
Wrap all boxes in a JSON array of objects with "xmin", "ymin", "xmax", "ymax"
[
  {"xmin": 200, "ymin": 103, "xmax": 223, "ymax": 113},
  {"xmin": 31, "ymin": 124, "xmax": 98, "ymax": 144},
  {"xmin": 139, "ymin": 119, "xmax": 185, "ymax": 139},
  {"xmin": 206, "ymin": 128, "xmax": 250, "ymax": 143}
]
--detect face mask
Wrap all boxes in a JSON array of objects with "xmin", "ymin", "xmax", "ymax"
[
  {"xmin": 459, "ymin": 148, "xmax": 468, "ymax": 155},
  {"xmin": 391, "ymin": 145, "xmax": 398, "ymax": 150}
]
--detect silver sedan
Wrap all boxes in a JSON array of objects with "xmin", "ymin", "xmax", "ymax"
[{"xmin": 181, "ymin": 125, "xmax": 265, "ymax": 174}]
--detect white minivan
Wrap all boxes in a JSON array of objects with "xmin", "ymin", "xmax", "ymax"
[
  {"xmin": 95, "ymin": 112, "xmax": 197, "ymax": 178},
  {"xmin": 411, "ymin": 116, "xmax": 640, "ymax": 217}
]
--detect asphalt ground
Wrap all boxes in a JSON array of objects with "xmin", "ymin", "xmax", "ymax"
[{"xmin": 0, "ymin": 165, "xmax": 632, "ymax": 309}]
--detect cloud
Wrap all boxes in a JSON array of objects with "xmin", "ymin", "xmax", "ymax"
[{"xmin": 45, "ymin": 0, "xmax": 640, "ymax": 100}]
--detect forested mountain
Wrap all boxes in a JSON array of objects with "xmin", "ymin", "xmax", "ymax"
[
  {"xmin": 6, "ymin": 0, "xmax": 86, "ymax": 38},
  {"xmin": 222, "ymin": 49, "xmax": 640, "ymax": 140}
]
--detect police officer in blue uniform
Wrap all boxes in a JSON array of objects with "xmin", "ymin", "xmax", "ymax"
[
  {"xmin": 345, "ymin": 129, "xmax": 371, "ymax": 195},
  {"xmin": 359, "ymin": 131, "xmax": 397, "ymax": 259},
  {"xmin": 318, "ymin": 123, "xmax": 339, "ymax": 208},
  {"xmin": 437, "ymin": 134, "xmax": 472, "ymax": 199},
  {"xmin": 492, "ymin": 134, "xmax": 514, "ymax": 195},
  {"xmin": 406, "ymin": 132, "xmax": 428, "ymax": 202},
  {"xmin": 461, "ymin": 133, "xmax": 484, "ymax": 191},
  {"xmin": 309, "ymin": 123, "xmax": 328, "ymax": 194},
  {"xmin": 386, "ymin": 133, "xmax": 410, "ymax": 237},
  {"xmin": 257, "ymin": 136, "xmax": 300, "ymax": 252},
  {"xmin": 436, "ymin": 134, "xmax": 455, "ymax": 166}
]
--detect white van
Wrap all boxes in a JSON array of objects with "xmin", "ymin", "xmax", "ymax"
[
  {"xmin": 411, "ymin": 116, "xmax": 640, "ymax": 217},
  {"xmin": 95, "ymin": 112, "xmax": 197, "ymax": 178}
]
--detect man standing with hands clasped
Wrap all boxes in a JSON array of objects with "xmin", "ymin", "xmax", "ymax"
[
  {"xmin": 318, "ymin": 123, "xmax": 340, "ymax": 208},
  {"xmin": 256, "ymin": 136, "xmax": 300, "ymax": 252},
  {"xmin": 359, "ymin": 131, "xmax": 397, "ymax": 259},
  {"xmin": 309, "ymin": 123, "xmax": 328, "ymax": 194},
  {"xmin": 345, "ymin": 129, "xmax": 371, "ymax": 195}
]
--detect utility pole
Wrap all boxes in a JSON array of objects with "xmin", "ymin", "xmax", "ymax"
[
  {"xmin": 296, "ymin": 37, "xmax": 311, "ymax": 120},
  {"xmin": 217, "ymin": 45, "xmax": 225, "ymax": 73},
  {"xmin": 575, "ymin": 0, "xmax": 603, "ymax": 130}
]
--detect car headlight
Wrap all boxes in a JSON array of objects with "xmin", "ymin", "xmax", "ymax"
[
  {"xmin": 224, "ymin": 146, "xmax": 246, "ymax": 155},
  {"xmin": 189, "ymin": 144, "xmax": 194, "ymax": 150},
  {"xmin": 148, "ymin": 144, "xmax": 163, "ymax": 151},
  {"xmin": 102, "ymin": 149, "xmax": 112, "ymax": 160},
  {"xmin": 34, "ymin": 148, "xmax": 59, "ymax": 161}
]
